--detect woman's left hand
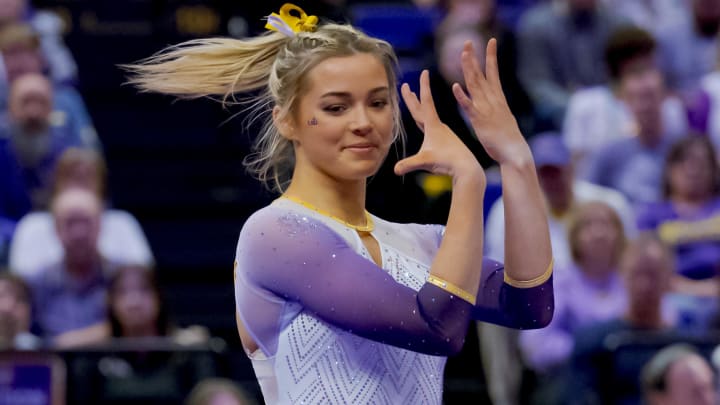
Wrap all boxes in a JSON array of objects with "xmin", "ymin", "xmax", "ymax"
[{"xmin": 452, "ymin": 39, "xmax": 530, "ymax": 165}]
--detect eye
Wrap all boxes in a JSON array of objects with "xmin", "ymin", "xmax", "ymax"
[
  {"xmin": 371, "ymin": 99, "xmax": 389, "ymax": 108},
  {"xmin": 323, "ymin": 104, "xmax": 347, "ymax": 114}
]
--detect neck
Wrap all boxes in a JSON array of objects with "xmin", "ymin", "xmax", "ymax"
[
  {"xmin": 122, "ymin": 324, "xmax": 159, "ymax": 338},
  {"xmin": 549, "ymin": 196, "xmax": 572, "ymax": 217},
  {"xmin": 579, "ymin": 260, "xmax": 614, "ymax": 282},
  {"xmin": 637, "ymin": 117, "xmax": 663, "ymax": 147},
  {"xmin": 625, "ymin": 305, "xmax": 663, "ymax": 329},
  {"xmin": 284, "ymin": 168, "xmax": 368, "ymax": 226},
  {"xmin": 671, "ymin": 193, "xmax": 711, "ymax": 210}
]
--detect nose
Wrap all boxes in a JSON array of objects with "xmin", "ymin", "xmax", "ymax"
[{"xmin": 350, "ymin": 107, "xmax": 372, "ymax": 136}]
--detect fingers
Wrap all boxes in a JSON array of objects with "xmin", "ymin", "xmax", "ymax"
[
  {"xmin": 418, "ymin": 70, "xmax": 440, "ymax": 121},
  {"xmin": 394, "ymin": 151, "xmax": 438, "ymax": 176},
  {"xmin": 452, "ymin": 83, "xmax": 479, "ymax": 127},
  {"xmin": 401, "ymin": 83, "xmax": 424, "ymax": 131},
  {"xmin": 461, "ymin": 41, "xmax": 490, "ymax": 104},
  {"xmin": 485, "ymin": 39, "xmax": 501, "ymax": 88}
]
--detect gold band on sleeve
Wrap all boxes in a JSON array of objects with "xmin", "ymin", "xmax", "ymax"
[
  {"xmin": 503, "ymin": 258, "xmax": 554, "ymax": 289},
  {"xmin": 426, "ymin": 275, "xmax": 477, "ymax": 306}
]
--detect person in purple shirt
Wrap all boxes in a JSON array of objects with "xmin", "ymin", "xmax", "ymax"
[
  {"xmin": 27, "ymin": 187, "xmax": 111, "ymax": 339},
  {"xmin": 637, "ymin": 136, "xmax": 720, "ymax": 284},
  {"xmin": 567, "ymin": 233, "xmax": 678, "ymax": 404},
  {"xmin": 637, "ymin": 136, "xmax": 720, "ymax": 330},
  {"xmin": 519, "ymin": 201, "xmax": 627, "ymax": 403},
  {"xmin": 125, "ymin": 4, "xmax": 554, "ymax": 404}
]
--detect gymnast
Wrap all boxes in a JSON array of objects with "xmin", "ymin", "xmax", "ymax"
[{"xmin": 126, "ymin": 4, "xmax": 554, "ymax": 403}]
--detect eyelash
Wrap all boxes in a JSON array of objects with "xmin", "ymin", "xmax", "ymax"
[{"xmin": 323, "ymin": 100, "xmax": 389, "ymax": 114}]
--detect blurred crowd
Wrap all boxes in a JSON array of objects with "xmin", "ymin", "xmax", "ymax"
[{"xmin": 1, "ymin": 0, "xmax": 720, "ymax": 404}]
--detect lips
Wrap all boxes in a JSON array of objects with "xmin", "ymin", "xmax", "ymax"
[{"xmin": 345, "ymin": 143, "xmax": 377, "ymax": 151}]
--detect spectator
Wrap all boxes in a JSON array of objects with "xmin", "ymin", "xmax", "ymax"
[
  {"xmin": 641, "ymin": 344, "xmax": 717, "ymax": 405},
  {"xmin": 1, "ymin": 73, "xmax": 88, "ymax": 208},
  {"xmin": 637, "ymin": 136, "xmax": 720, "ymax": 330},
  {"xmin": 485, "ymin": 132, "xmax": 635, "ymax": 268},
  {"xmin": 27, "ymin": 187, "xmax": 112, "ymax": 338},
  {"xmin": 0, "ymin": 271, "xmax": 41, "ymax": 349},
  {"xmin": 0, "ymin": 0, "xmax": 78, "ymax": 86},
  {"xmin": 639, "ymin": 136, "xmax": 720, "ymax": 285},
  {"xmin": 0, "ymin": 22, "xmax": 97, "ymax": 146},
  {"xmin": 656, "ymin": 0, "xmax": 720, "ymax": 93},
  {"xmin": 54, "ymin": 265, "xmax": 208, "ymax": 348},
  {"xmin": 568, "ymin": 233, "xmax": 677, "ymax": 404},
  {"xmin": 519, "ymin": 201, "xmax": 627, "ymax": 378},
  {"xmin": 516, "ymin": 0, "xmax": 627, "ymax": 128},
  {"xmin": 563, "ymin": 26, "xmax": 688, "ymax": 177},
  {"xmin": 582, "ymin": 64, "xmax": 684, "ymax": 204},
  {"xmin": 480, "ymin": 133, "xmax": 635, "ymax": 405},
  {"xmin": 60, "ymin": 267, "xmax": 216, "ymax": 404},
  {"xmin": 9, "ymin": 148, "xmax": 154, "ymax": 277},
  {"xmin": 186, "ymin": 378, "xmax": 257, "ymax": 405},
  {"xmin": 435, "ymin": 0, "xmax": 535, "ymax": 137}
]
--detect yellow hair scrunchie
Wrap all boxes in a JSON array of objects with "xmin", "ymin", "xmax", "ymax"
[{"xmin": 265, "ymin": 3, "xmax": 318, "ymax": 37}]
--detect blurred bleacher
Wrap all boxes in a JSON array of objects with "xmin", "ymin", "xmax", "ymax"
[{"xmin": 31, "ymin": 0, "xmax": 274, "ymax": 346}]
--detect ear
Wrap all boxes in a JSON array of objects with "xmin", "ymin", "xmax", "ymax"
[{"xmin": 273, "ymin": 106, "xmax": 296, "ymax": 140}]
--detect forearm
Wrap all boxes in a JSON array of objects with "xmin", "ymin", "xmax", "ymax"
[
  {"xmin": 500, "ymin": 146, "xmax": 553, "ymax": 282},
  {"xmin": 429, "ymin": 167, "xmax": 486, "ymax": 299}
]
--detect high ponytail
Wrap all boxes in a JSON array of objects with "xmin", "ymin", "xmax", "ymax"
[
  {"xmin": 123, "ymin": 33, "xmax": 289, "ymax": 102},
  {"xmin": 125, "ymin": 23, "xmax": 403, "ymax": 193}
]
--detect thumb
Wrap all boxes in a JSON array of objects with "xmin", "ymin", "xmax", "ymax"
[{"xmin": 394, "ymin": 151, "xmax": 437, "ymax": 176}]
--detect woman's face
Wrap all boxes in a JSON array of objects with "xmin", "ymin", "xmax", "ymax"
[
  {"xmin": 668, "ymin": 142, "xmax": 715, "ymax": 200},
  {"xmin": 59, "ymin": 161, "xmax": 102, "ymax": 195},
  {"xmin": 575, "ymin": 204, "xmax": 622, "ymax": 269},
  {"xmin": 112, "ymin": 270, "xmax": 159, "ymax": 334},
  {"xmin": 285, "ymin": 53, "xmax": 394, "ymax": 184}
]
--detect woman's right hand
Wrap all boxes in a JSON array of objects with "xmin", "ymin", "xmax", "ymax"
[{"xmin": 395, "ymin": 70, "xmax": 486, "ymax": 183}]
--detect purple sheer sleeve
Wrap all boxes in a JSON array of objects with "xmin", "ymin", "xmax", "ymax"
[
  {"xmin": 473, "ymin": 258, "xmax": 554, "ymax": 329},
  {"xmin": 236, "ymin": 207, "xmax": 473, "ymax": 356}
]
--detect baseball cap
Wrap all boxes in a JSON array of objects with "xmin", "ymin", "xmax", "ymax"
[{"xmin": 528, "ymin": 132, "xmax": 571, "ymax": 168}]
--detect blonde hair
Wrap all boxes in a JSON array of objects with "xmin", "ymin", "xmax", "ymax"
[
  {"xmin": 52, "ymin": 147, "xmax": 107, "ymax": 198},
  {"xmin": 567, "ymin": 201, "xmax": 626, "ymax": 265},
  {"xmin": 124, "ymin": 23, "xmax": 403, "ymax": 192}
]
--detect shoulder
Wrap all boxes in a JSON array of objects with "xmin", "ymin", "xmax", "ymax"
[
  {"xmin": 636, "ymin": 201, "xmax": 675, "ymax": 223},
  {"xmin": 101, "ymin": 209, "xmax": 143, "ymax": 229},
  {"xmin": 236, "ymin": 202, "xmax": 349, "ymax": 259},
  {"xmin": 574, "ymin": 180, "xmax": 628, "ymax": 206},
  {"xmin": 568, "ymin": 86, "xmax": 614, "ymax": 107},
  {"xmin": 14, "ymin": 212, "xmax": 53, "ymax": 233}
]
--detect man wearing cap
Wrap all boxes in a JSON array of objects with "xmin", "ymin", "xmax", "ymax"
[
  {"xmin": 479, "ymin": 132, "xmax": 636, "ymax": 405},
  {"xmin": 486, "ymin": 132, "xmax": 635, "ymax": 268}
]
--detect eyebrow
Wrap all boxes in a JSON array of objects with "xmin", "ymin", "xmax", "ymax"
[{"xmin": 319, "ymin": 86, "xmax": 389, "ymax": 99}]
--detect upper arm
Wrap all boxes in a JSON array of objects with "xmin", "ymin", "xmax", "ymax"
[{"xmin": 473, "ymin": 258, "xmax": 554, "ymax": 329}]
